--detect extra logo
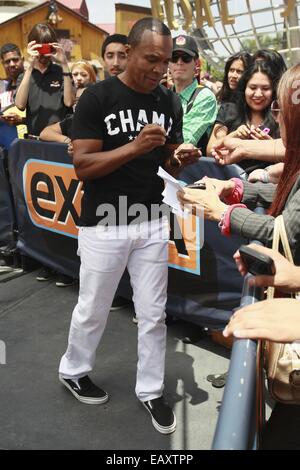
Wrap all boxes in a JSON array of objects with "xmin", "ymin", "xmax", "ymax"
[
  {"xmin": 23, "ymin": 159, "xmax": 83, "ymax": 238},
  {"xmin": 168, "ymin": 212, "xmax": 202, "ymax": 275}
]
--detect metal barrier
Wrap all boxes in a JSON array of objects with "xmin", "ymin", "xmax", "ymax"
[{"xmin": 212, "ymin": 207, "xmax": 266, "ymax": 450}]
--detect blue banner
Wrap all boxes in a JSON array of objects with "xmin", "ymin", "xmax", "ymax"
[
  {"xmin": 0, "ymin": 146, "xmax": 16, "ymax": 247},
  {"xmin": 9, "ymin": 139, "xmax": 246, "ymax": 328}
]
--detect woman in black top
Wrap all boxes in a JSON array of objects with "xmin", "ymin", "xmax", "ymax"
[
  {"xmin": 207, "ymin": 61, "xmax": 279, "ymax": 172},
  {"xmin": 217, "ymin": 51, "xmax": 252, "ymax": 104}
]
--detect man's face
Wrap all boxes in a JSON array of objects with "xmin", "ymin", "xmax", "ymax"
[
  {"xmin": 2, "ymin": 51, "xmax": 24, "ymax": 81},
  {"xmin": 169, "ymin": 51, "xmax": 196, "ymax": 84},
  {"xmin": 126, "ymin": 31, "xmax": 172, "ymax": 93},
  {"xmin": 103, "ymin": 42, "xmax": 127, "ymax": 76}
]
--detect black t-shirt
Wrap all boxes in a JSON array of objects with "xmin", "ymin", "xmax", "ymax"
[
  {"xmin": 17, "ymin": 63, "xmax": 73, "ymax": 136},
  {"xmin": 72, "ymin": 76, "xmax": 183, "ymax": 226}
]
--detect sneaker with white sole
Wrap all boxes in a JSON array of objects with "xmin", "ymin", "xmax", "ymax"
[
  {"xmin": 36, "ymin": 266, "xmax": 55, "ymax": 281},
  {"xmin": 141, "ymin": 397, "xmax": 176, "ymax": 434},
  {"xmin": 59, "ymin": 375, "xmax": 108, "ymax": 404},
  {"xmin": 0, "ymin": 259, "xmax": 13, "ymax": 273},
  {"xmin": 110, "ymin": 296, "xmax": 133, "ymax": 311},
  {"xmin": 56, "ymin": 274, "xmax": 77, "ymax": 287}
]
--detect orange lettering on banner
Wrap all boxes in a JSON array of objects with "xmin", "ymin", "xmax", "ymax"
[
  {"xmin": 168, "ymin": 213, "xmax": 201, "ymax": 274},
  {"xmin": 23, "ymin": 160, "xmax": 83, "ymax": 238}
]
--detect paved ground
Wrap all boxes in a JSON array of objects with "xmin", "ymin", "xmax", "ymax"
[{"xmin": 0, "ymin": 270, "xmax": 231, "ymax": 450}]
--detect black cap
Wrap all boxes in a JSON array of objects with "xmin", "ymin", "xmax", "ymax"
[{"xmin": 172, "ymin": 35, "xmax": 198, "ymax": 58}]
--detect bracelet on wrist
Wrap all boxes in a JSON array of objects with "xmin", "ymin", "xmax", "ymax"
[{"xmin": 62, "ymin": 72, "xmax": 72, "ymax": 77}]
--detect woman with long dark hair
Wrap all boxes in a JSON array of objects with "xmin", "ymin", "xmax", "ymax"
[
  {"xmin": 217, "ymin": 51, "xmax": 252, "ymax": 103},
  {"xmin": 207, "ymin": 61, "xmax": 280, "ymax": 171}
]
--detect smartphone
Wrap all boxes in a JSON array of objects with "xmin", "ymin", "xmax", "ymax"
[
  {"xmin": 186, "ymin": 182, "xmax": 206, "ymax": 189},
  {"xmin": 239, "ymin": 245, "xmax": 275, "ymax": 276},
  {"xmin": 38, "ymin": 44, "xmax": 54, "ymax": 55}
]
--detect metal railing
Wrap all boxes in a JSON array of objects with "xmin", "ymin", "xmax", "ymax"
[{"xmin": 212, "ymin": 207, "xmax": 266, "ymax": 450}]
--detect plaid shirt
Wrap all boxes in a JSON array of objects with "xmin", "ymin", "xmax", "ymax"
[
  {"xmin": 230, "ymin": 177, "xmax": 300, "ymax": 264},
  {"xmin": 176, "ymin": 79, "xmax": 217, "ymax": 146}
]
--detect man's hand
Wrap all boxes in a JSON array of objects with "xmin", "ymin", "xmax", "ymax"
[
  {"xmin": 234, "ymin": 244, "xmax": 300, "ymax": 293},
  {"xmin": 212, "ymin": 136, "xmax": 246, "ymax": 165},
  {"xmin": 133, "ymin": 124, "xmax": 166, "ymax": 155},
  {"xmin": 172, "ymin": 143, "xmax": 201, "ymax": 168}
]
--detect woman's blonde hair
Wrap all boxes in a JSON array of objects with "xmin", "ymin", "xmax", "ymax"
[{"xmin": 71, "ymin": 60, "xmax": 97, "ymax": 84}]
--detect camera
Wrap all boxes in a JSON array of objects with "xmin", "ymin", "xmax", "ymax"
[{"xmin": 38, "ymin": 44, "xmax": 54, "ymax": 55}]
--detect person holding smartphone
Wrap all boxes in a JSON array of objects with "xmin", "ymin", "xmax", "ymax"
[
  {"xmin": 224, "ymin": 244, "xmax": 300, "ymax": 342},
  {"xmin": 15, "ymin": 23, "xmax": 75, "ymax": 137},
  {"xmin": 15, "ymin": 23, "xmax": 75, "ymax": 283},
  {"xmin": 224, "ymin": 244, "xmax": 300, "ymax": 450}
]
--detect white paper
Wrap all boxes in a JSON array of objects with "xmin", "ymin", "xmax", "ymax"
[{"xmin": 157, "ymin": 166, "xmax": 189, "ymax": 219}]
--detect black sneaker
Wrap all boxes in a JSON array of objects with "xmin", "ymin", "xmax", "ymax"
[
  {"xmin": 56, "ymin": 274, "xmax": 77, "ymax": 287},
  {"xmin": 0, "ymin": 258, "xmax": 13, "ymax": 273},
  {"xmin": 59, "ymin": 375, "xmax": 108, "ymax": 404},
  {"xmin": 142, "ymin": 397, "xmax": 176, "ymax": 434},
  {"xmin": 36, "ymin": 266, "xmax": 55, "ymax": 281},
  {"xmin": 110, "ymin": 296, "xmax": 133, "ymax": 311}
]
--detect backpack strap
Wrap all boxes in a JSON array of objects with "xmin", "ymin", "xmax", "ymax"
[{"xmin": 186, "ymin": 84, "xmax": 207, "ymax": 114}]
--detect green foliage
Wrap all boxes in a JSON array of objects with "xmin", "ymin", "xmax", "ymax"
[{"xmin": 240, "ymin": 33, "xmax": 286, "ymax": 53}]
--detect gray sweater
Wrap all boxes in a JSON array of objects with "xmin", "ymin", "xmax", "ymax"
[{"xmin": 230, "ymin": 176, "xmax": 300, "ymax": 264}]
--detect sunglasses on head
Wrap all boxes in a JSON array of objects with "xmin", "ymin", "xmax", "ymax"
[{"xmin": 171, "ymin": 53, "xmax": 194, "ymax": 64}]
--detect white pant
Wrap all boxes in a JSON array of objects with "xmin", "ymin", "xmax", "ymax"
[{"xmin": 59, "ymin": 218, "xmax": 169, "ymax": 401}]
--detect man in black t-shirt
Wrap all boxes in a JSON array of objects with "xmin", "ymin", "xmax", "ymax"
[{"xmin": 58, "ymin": 18, "xmax": 200, "ymax": 435}]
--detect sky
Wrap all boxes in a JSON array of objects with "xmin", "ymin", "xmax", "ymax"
[{"xmin": 85, "ymin": 0, "xmax": 151, "ymax": 24}]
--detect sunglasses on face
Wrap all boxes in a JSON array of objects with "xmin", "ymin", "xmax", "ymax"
[
  {"xmin": 271, "ymin": 100, "xmax": 281, "ymax": 121},
  {"xmin": 171, "ymin": 53, "xmax": 193, "ymax": 64}
]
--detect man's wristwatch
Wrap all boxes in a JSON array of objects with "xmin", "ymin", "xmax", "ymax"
[{"xmin": 62, "ymin": 72, "xmax": 72, "ymax": 77}]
